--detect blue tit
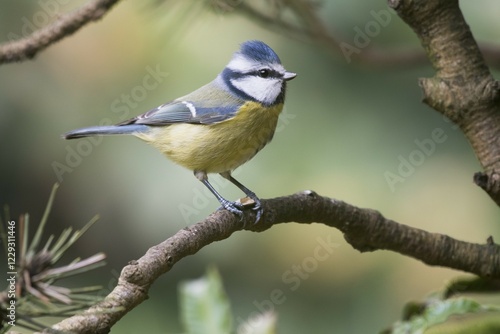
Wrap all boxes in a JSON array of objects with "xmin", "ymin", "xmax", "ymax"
[{"xmin": 63, "ymin": 40, "xmax": 296, "ymax": 223}]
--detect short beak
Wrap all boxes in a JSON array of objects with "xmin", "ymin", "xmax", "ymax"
[{"xmin": 284, "ymin": 71, "xmax": 297, "ymax": 81}]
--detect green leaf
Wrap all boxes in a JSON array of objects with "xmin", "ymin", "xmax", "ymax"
[
  {"xmin": 425, "ymin": 313, "xmax": 500, "ymax": 334},
  {"xmin": 237, "ymin": 311, "xmax": 277, "ymax": 334},
  {"xmin": 390, "ymin": 297, "xmax": 500, "ymax": 334},
  {"xmin": 179, "ymin": 266, "xmax": 233, "ymax": 334}
]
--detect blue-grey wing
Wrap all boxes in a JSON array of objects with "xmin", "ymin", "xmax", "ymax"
[
  {"xmin": 129, "ymin": 102, "xmax": 238, "ymax": 125},
  {"xmin": 119, "ymin": 79, "xmax": 243, "ymax": 126}
]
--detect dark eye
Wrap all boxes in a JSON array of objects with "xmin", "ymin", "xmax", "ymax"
[{"xmin": 258, "ymin": 69, "xmax": 270, "ymax": 78}]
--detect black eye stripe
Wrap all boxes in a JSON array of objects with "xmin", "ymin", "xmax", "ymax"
[
  {"xmin": 252, "ymin": 68, "xmax": 280, "ymax": 78},
  {"xmin": 224, "ymin": 67, "xmax": 282, "ymax": 80}
]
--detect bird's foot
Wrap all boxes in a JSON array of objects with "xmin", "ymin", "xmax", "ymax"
[
  {"xmin": 217, "ymin": 197, "xmax": 263, "ymax": 225},
  {"xmin": 239, "ymin": 196, "xmax": 263, "ymax": 224},
  {"xmin": 217, "ymin": 199, "xmax": 244, "ymax": 217}
]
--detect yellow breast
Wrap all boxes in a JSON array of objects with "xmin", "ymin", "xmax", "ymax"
[{"xmin": 136, "ymin": 101, "xmax": 283, "ymax": 173}]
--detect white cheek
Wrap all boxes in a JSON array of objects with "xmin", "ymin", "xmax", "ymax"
[{"xmin": 231, "ymin": 77, "xmax": 281, "ymax": 105}]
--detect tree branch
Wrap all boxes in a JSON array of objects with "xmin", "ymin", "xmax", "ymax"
[
  {"xmin": 43, "ymin": 191, "xmax": 500, "ymax": 334},
  {"xmin": 387, "ymin": 0, "xmax": 500, "ymax": 205},
  {"xmin": 234, "ymin": 0, "xmax": 429, "ymax": 67},
  {"xmin": 0, "ymin": 0, "xmax": 121, "ymax": 64}
]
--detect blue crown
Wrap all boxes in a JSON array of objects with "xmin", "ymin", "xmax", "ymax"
[{"xmin": 238, "ymin": 40, "xmax": 282, "ymax": 64}]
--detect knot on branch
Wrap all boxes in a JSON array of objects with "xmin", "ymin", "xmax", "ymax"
[
  {"xmin": 120, "ymin": 260, "xmax": 146, "ymax": 285},
  {"xmin": 341, "ymin": 208, "xmax": 386, "ymax": 253},
  {"xmin": 474, "ymin": 171, "xmax": 500, "ymax": 206},
  {"xmin": 419, "ymin": 77, "xmax": 500, "ymax": 125}
]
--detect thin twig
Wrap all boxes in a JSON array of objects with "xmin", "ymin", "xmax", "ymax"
[
  {"xmin": 236, "ymin": 0, "xmax": 500, "ymax": 68},
  {"xmin": 0, "ymin": 0, "xmax": 121, "ymax": 64}
]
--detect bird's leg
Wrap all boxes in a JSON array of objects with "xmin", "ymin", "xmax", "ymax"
[
  {"xmin": 220, "ymin": 171, "xmax": 263, "ymax": 223},
  {"xmin": 194, "ymin": 170, "xmax": 244, "ymax": 217}
]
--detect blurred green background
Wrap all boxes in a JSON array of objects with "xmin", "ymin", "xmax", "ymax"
[{"xmin": 1, "ymin": 1, "xmax": 499, "ymax": 333}]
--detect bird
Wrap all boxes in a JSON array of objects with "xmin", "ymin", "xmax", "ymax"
[{"xmin": 63, "ymin": 40, "xmax": 296, "ymax": 223}]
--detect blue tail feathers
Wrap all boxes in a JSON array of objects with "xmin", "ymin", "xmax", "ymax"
[{"xmin": 62, "ymin": 124, "xmax": 149, "ymax": 139}]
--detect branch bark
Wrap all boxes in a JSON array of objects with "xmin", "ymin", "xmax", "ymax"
[
  {"xmin": 43, "ymin": 191, "xmax": 500, "ymax": 334},
  {"xmin": 388, "ymin": 0, "xmax": 500, "ymax": 205},
  {"xmin": 0, "ymin": 0, "xmax": 121, "ymax": 64}
]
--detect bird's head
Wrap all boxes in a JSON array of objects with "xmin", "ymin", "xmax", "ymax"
[{"xmin": 221, "ymin": 40, "xmax": 296, "ymax": 106}]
